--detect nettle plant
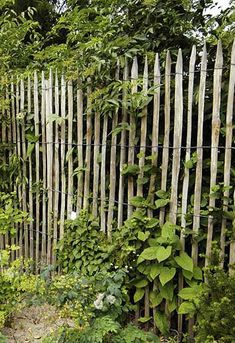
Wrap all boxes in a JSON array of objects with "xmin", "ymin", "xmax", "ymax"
[{"xmin": 115, "ymin": 193, "xmax": 203, "ymax": 334}]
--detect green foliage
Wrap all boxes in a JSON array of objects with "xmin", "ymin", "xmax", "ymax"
[
  {"xmin": 195, "ymin": 268, "xmax": 235, "ymax": 343},
  {"xmin": 57, "ymin": 210, "xmax": 115, "ymax": 275},
  {"xmin": 0, "ymin": 192, "xmax": 29, "ymax": 235}
]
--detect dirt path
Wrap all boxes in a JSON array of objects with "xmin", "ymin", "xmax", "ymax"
[{"xmin": 2, "ymin": 304, "xmax": 74, "ymax": 343}]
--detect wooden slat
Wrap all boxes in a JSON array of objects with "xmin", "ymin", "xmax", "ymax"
[
  {"xmin": 159, "ymin": 51, "xmax": 171, "ymax": 226},
  {"xmin": 60, "ymin": 74, "xmax": 66, "ymax": 239},
  {"xmin": 46, "ymin": 72, "xmax": 54, "ymax": 265},
  {"xmin": 118, "ymin": 60, "xmax": 128, "ymax": 227},
  {"xmin": 76, "ymin": 80, "xmax": 84, "ymax": 214},
  {"xmin": 179, "ymin": 45, "xmax": 196, "ymax": 336},
  {"xmin": 225, "ymin": 40, "xmax": 235, "ymax": 272},
  {"xmin": 67, "ymin": 80, "xmax": 74, "ymax": 218},
  {"xmin": 92, "ymin": 111, "xmax": 100, "ymax": 218},
  {"xmin": 20, "ymin": 78, "xmax": 28, "ymax": 258},
  {"xmin": 107, "ymin": 62, "xmax": 120, "ymax": 238},
  {"xmin": 205, "ymin": 41, "xmax": 223, "ymax": 267},
  {"xmin": 127, "ymin": 57, "xmax": 138, "ymax": 217},
  {"xmin": 34, "ymin": 71, "xmax": 40, "ymax": 269},
  {"xmin": 41, "ymin": 72, "xmax": 47, "ymax": 264},
  {"xmin": 11, "ymin": 79, "xmax": 17, "ymax": 260},
  {"xmin": 53, "ymin": 71, "xmax": 60, "ymax": 265},
  {"xmin": 169, "ymin": 49, "xmax": 183, "ymax": 223},
  {"xmin": 83, "ymin": 80, "xmax": 92, "ymax": 209},
  {"xmin": 181, "ymin": 46, "xmax": 196, "ymax": 247},
  {"xmin": 148, "ymin": 53, "xmax": 160, "ymax": 207},
  {"xmin": 137, "ymin": 56, "xmax": 148, "ymax": 197},
  {"xmin": 27, "ymin": 76, "xmax": 34, "ymax": 260},
  {"xmin": 192, "ymin": 44, "xmax": 207, "ymax": 264},
  {"xmin": 100, "ymin": 115, "xmax": 108, "ymax": 233}
]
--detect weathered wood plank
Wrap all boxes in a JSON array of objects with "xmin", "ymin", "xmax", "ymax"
[
  {"xmin": 192, "ymin": 43, "xmax": 207, "ymax": 264},
  {"xmin": 205, "ymin": 41, "xmax": 223, "ymax": 267}
]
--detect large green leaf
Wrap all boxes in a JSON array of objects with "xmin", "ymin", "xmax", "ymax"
[
  {"xmin": 154, "ymin": 311, "xmax": 169, "ymax": 335},
  {"xmin": 155, "ymin": 199, "xmax": 170, "ymax": 209},
  {"xmin": 178, "ymin": 301, "xmax": 196, "ymax": 315},
  {"xmin": 149, "ymin": 264, "xmax": 161, "ymax": 280},
  {"xmin": 134, "ymin": 288, "xmax": 145, "ymax": 303},
  {"xmin": 178, "ymin": 285, "xmax": 202, "ymax": 300},
  {"xmin": 161, "ymin": 221, "xmax": 175, "ymax": 239},
  {"xmin": 150, "ymin": 291, "xmax": 163, "ymax": 307},
  {"xmin": 156, "ymin": 246, "xmax": 172, "ymax": 262},
  {"xmin": 134, "ymin": 279, "xmax": 148, "ymax": 288},
  {"xmin": 160, "ymin": 282, "xmax": 174, "ymax": 301},
  {"xmin": 138, "ymin": 231, "xmax": 150, "ymax": 241},
  {"xmin": 193, "ymin": 266, "xmax": 203, "ymax": 280},
  {"xmin": 138, "ymin": 246, "xmax": 159, "ymax": 261},
  {"xmin": 159, "ymin": 267, "xmax": 176, "ymax": 286},
  {"xmin": 174, "ymin": 252, "xmax": 193, "ymax": 272}
]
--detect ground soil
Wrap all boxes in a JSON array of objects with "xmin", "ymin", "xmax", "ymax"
[{"xmin": 2, "ymin": 304, "xmax": 74, "ymax": 343}]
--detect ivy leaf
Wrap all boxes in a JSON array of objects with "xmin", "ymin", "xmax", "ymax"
[
  {"xmin": 178, "ymin": 286, "xmax": 201, "ymax": 300},
  {"xmin": 178, "ymin": 301, "xmax": 196, "ymax": 315},
  {"xmin": 130, "ymin": 196, "xmax": 145, "ymax": 207},
  {"xmin": 154, "ymin": 311, "xmax": 169, "ymax": 335},
  {"xmin": 182, "ymin": 269, "xmax": 193, "ymax": 280},
  {"xmin": 175, "ymin": 252, "xmax": 193, "ymax": 273},
  {"xmin": 138, "ymin": 246, "xmax": 159, "ymax": 261},
  {"xmin": 122, "ymin": 164, "xmax": 140, "ymax": 176},
  {"xmin": 146, "ymin": 218, "xmax": 159, "ymax": 229},
  {"xmin": 134, "ymin": 288, "xmax": 145, "ymax": 303},
  {"xmin": 138, "ymin": 231, "xmax": 150, "ymax": 241},
  {"xmin": 156, "ymin": 190, "xmax": 169, "ymax": 199},
  {"xmin": 161, "ymin": 221, "xmax": 176, "ymax": 239},
  {"xmin": 134, "ymin": 279, "xmax": 148, "ymax": 288},
  {"xmin": 150, "ymin": 291, "xmax": 163, "ymax": 307},
  {"xmin": 159, "ymin": 267, "xmax": 176, "ymax": 286},
  {"xmin": 168, "ymin": 296, "xmax": 177, "ymax": 313},
  {"xmin": 149, "ymin": 264, "xmax": 161, "ymax": 280},
  {"xmin": 160, "ymin": 282, "xmax": 174, "ymax": 301},
  {"xmin": 138, "ymin": 316, "xmax": 152, "ymax": 323},
  {"xmin": 156, "ymin": 246, "xmax": 172, "ymax": 262},
  {"xmin": 193, "ymin": 266, "xmax": 203, "ymax": 280},
  {"xmin": 155, "ymin": 199, "xmax": 170, "ymax": 209}
]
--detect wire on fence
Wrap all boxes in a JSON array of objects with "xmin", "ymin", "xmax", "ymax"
[{"xmin": 1, "ymin": 140, "xmax": 235, "ymax": 150}]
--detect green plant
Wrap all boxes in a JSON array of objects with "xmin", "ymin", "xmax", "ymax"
[
  {"xmin": 57, "ymin": 210, "xmax": 115, "ymax": 275},
  {"xmin": 195, "ymin": 267, "xmax": 235, "ymax": 343},
  {"xmin": 112, "ymin": 194, "xmax": 203, "ymax": 335}
]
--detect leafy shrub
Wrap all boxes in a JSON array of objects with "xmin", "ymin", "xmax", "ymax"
[
  {"xmin": 195, "ymin": 268, "xmax": 235, "ymax": 343},
  {"xmin": 57, "ymin": 210, "xmax": 115, "ymax": 275},
  {"xmin": 42, "ymin": 316, "xmax": 159, "ymax": 343}
]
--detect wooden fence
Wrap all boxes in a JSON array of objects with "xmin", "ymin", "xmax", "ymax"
[{"xmin": 0, "ymin": 40, "xmax": 235, "ymax": 276}]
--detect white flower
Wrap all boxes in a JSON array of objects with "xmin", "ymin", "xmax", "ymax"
[
  {"xmin": 70, "ymin": 211, "xmax": 77, "ymax": 220},
  {"xmin": 96, "ymin": 293, "xmax": 105, "ymax": 302},
  {"xmin": 106, "ymin": 295, "xmax": 116, "ymax": 305},
  {"xmin": 94, "ymin": 299, "xmax": 104, "ymax": 310}
]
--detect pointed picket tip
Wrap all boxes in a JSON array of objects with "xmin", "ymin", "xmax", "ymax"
[
  {"xmin": 131, "ymin": 56, "xmax": 138, "ymax": 80},
  {"xmin": 176, "ymin": 49, "xmax": 183, "ymax": 74},
  {"xmin": 190, "ymin": 45, "xmax": 197, "ymax": 67},
  {"xmin": 231, "ymin": 39, "xmax": 235, "ymax": 65},
  {"xmin": 201, "ymin": 42, "xmax": 207, "ymax": 69},
  {"xmin": 154, "ymin": 53, "xmax": 160, "ymax": 79},
  {"xmin": 215, "ymin": 40, "xmax": 223, "ymax": 68}
]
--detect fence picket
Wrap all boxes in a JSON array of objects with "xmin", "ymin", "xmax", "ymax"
[
  {"xmin": 76, "ymin": 81, "xmax": 84, "ymax": 213},
  {"xmin": 34, "ymin": 71, "xmax": 40, "ymax": 269},
  {"xmin": 205, "ymin": 41, "xmax": 223, "ymax": 267},
  {"xmin": 169, "ymin": 49, "xmax": 183, "ymax": 223},
  {"xmin": 159, "ymin": 51, "xmax": 171, "ymax": 226},
  {"xmin": 118, "ymin": 60, "xmax": 129, "ymax": 227},
  {"xmin": 192, "ymin": 44, "xmax": 207, "ymax": 264},
  {"xmin": 127, "ymin": 57, "xmax": 138, "ymax": 217}
]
